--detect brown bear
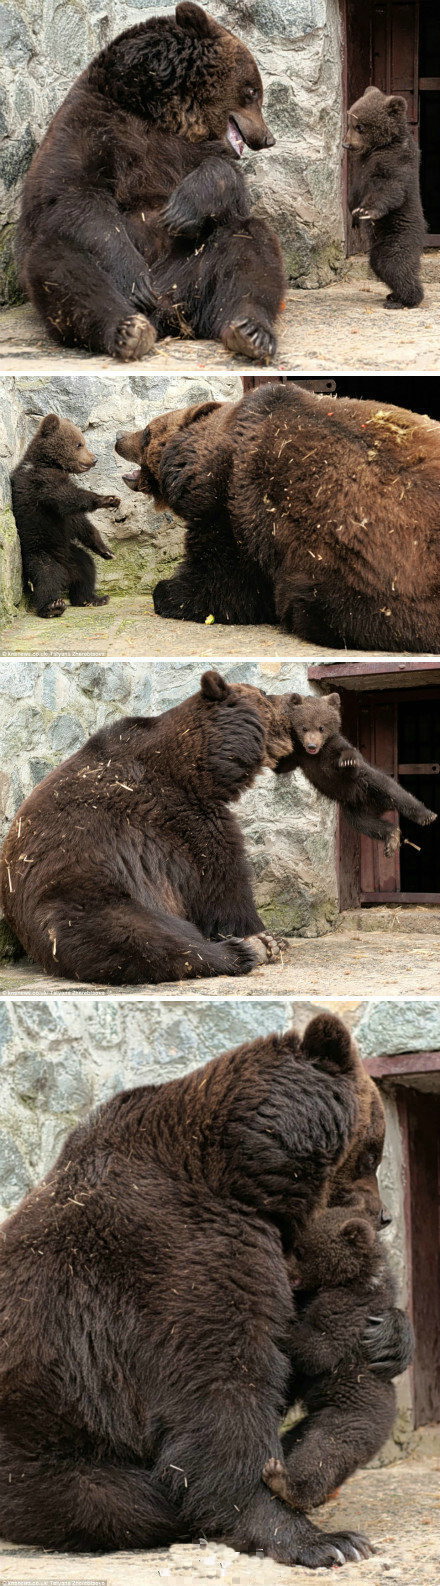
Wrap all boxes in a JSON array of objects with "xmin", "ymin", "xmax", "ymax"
[
  {"xmin": 10, "ymin": 414, "xmax": 120, "ymax": 618},
  {"xmin": 274, "ymin": 691, "xmax": 436, "ymax": 854},
  {"xmin": 115, "ymin": 382, "xmax": 440, "ymax": 651},
  {"xmin": 344, "ymin": 87, "xmax": 425, "ymax": 309},
  {"xmin": 17, "ymin": 3, "xmax": 284, "ymax": 362},
  {"xmin": 0, "ymin": 1011, "xmax": 392, "ymax": 1563},
  {"xmin": 263, "ymin": 1204, "xmax": 413, "ymax": 1515},
  {"xmin": 0, "ymin": 669, "xmax": 299, "ymax": 986}
]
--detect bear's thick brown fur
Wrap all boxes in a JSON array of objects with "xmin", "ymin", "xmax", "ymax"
[
  {"xmin": 274, "ymin": 691, "xmax": 436, "ymax": 852},
  {"xmin": 345, "ymin": 87, "xmax": 425, "ymax": 309},
  {"xmin": 0, "ymin": 1012, "xmax": 386, "ymax": 1564},
  {"xmin": 115, "ymin": 382, "xmax": 440, "ymax": 651},
  {"xmin": 263, "ymin": 1203, "xmax": 413, "ymax": 1515},
  {"xmin": 17, "ymin": 4, "xmax": 284, "ymax": 362},
  {"xmin": 11, "ymin": 414, "xmax": 120, "ymax": 617},
  {"xmin": 0, "ymin": 669, "xmax": 299, "ymax": 986}
]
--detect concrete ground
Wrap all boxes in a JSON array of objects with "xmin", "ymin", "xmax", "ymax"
[
  {"xmin": 3, "ymin": 912, "xmax": 440, "ymax": 996},
  {"xmin": 0, "ymin": 595, "xmax": 409, "ymax": 659},
  {"xmin": 0, "ymin": 1455, "xmax": 439, "ymax": 1584},
  {"xmin": 1, "ymin": 258, "xmax": 440, "ymax": 373}
]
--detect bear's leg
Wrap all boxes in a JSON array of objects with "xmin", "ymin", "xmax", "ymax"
[
  {"xmin": 273, "ymin": 572, "xmax": 342, "ymax": 646},
  {"xmin": 154, "ymin": 545, "xmax": 274, "ymax": 625},
  {"xmin": 369, "ymin": 240, "xmax": 424, "ymax": 308},
  {"xmin": 151, "ymin": 218, "xmax": 285, "ymax": 361},
  {"xmin": 0, "ymin": 1436, "xmax": 182, "ymax": 1550},
  {"xmin": 25, "ymin": 554, "xmax": 68, "ymax": 618},
  {"xmin": 67, "ymin": 546, "xmax": 109, "ymax": 609},
  {"xmin": 345, "ymin": 808, "xmax": 399, "ymax": 845},
  {"xmin": 363, "ymin": 767, "xmax": 437, "ymax": 827},
  {"xmin": 35, "ymin": 899, "xmax": 274, "ymax": 984},
  {"xmin": 278, "ymin": 1380, "xmax": 396, "ymax": 1511},
  {"xmin": 24, "ymin": 237, "xmax": 156, "ymax": 360}
]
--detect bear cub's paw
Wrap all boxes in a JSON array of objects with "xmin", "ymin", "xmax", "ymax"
[
  {"xmin": 384, "ymin": 826, "xmax": 400, "ymax": 856},
  {"xmin": 113, "ymin": 315, "xmax": 157, "ymax": 361},
  {"xmin": 221, "ymin": 319, "xmax": 276, "ymax": 364}
]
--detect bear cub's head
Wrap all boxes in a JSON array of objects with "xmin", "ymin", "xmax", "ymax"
[
  {"xmin": 27, "ymin": 414, "xmax": 97, "ymax": 474},
  {"xmin": 289, "ymin": 691, "xmax": 341, "ymax": 755},
  {"xmin": 344, "ymin": 85, "xmax": 409, "ymax": 153},
  {"xmin": 291, "ymin": 1205, "xmax": 378, "ymax": 1293}
]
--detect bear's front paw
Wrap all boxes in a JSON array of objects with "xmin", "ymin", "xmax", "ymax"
[
  {"xmin": 162, "ymin": 191, "xmax": 203, "ymax": 238},
  {"xmin": 221, "ymin": 319, "xmax": 276, "ymax": 364},
  {"xmin": 40, "ymin": 598, "xmax": 66, "ymax": 618},
  {"xmin": 338, "ymin": 754, "xmax": 359, "ymax": 768},
  {"xmin": 100, "ymin": 494, "xmax": 121, "ymax": 510},
  {"xmin": 384, "ymin": 827, "xmax": 400, "ymax": 856},
  {"xmin": 244, "ymin": 933, "xmax": 280, "ymax": 966}
]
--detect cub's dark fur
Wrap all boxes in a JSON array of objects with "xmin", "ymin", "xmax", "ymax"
[
  {"xmin": 263, "ymin": 1204, "xmax": 413, "ymax": 1513},
  {"xmin": 11, "ymin": 414, "xmax": 119, "ymax": 617},
  {"xmin": 17, "ymin": 3, "xmax": 284, "ymax": 362},
  {"xmin": 276, "ymin": 691, "xmax": 436, "ymax": 852},
  {"xmin": 345, "ymin": 86, "xmax": 425, "ymax": 308},
  {"xmin": 0, "ymin": 670, "xmax": 298, "ymax": 985},
  {"xmin": 0, "ymin": 1014, "xmax": 378, "ymax": 1566}
]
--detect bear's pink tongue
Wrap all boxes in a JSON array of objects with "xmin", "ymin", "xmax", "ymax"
[
  {"xmin": 123, "ymin": 469, "xmax": 141, "ymax": 489},
  {"xmin": 227, "ymin": 118, "xmax": 245, "ymax": 156}
]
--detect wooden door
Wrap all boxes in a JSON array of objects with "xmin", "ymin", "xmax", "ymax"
[
  {"xmin": 398, "ymin": 1088, "xmax": 440, "ymax": 1427},
  {"xmin": 338, "ymin": 689, "xmax": 440, "ymax": 906}
]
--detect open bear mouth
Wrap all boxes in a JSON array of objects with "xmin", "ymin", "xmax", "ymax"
[
  {"xmin": 305, "ymin": 745, "xmax": 320, "ymax": 755},
  {"xmin": 226, "ymin": 117, "xmax": 245, "ymax": 156},
  {"xmin": 122, "ymin": 469, "xmax": 141, "ymax": 488}
]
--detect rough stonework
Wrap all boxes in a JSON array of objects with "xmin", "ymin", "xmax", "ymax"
[
  {"xmin": 0, "ymin": 991, "xmax": 424, "ymax": 1450},
  {"xmin": 0, "ymin": 658, "xmax": 338, "ymax": 943},
  {"xmin": 0, "ymin": 0, "xmax": 344, "ymax": 305},
  {"xmin": 0, "ymin": 373, "xmax": 241, "ymax": 619}
]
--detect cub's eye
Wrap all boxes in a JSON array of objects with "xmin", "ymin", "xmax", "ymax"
[{"xmin": 77, "ymin": 442, "xmax": 82, "ymax": 450}]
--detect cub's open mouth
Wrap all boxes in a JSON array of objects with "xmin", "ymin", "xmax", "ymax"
[
  {"xmin": 305, "ymin": 746, "xmax": 319, "ymax": 755},
  {"xmin": 226, "ymin": 117, "xmax": 245, "ymax": 156}
]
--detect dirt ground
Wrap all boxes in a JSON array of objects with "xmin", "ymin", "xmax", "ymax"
[
  {"xmin": 1, "ymin": 262, "xmax": 439, "ymax": 374},
  {"xmin": 0, "ymin": 1455, "xmax": 439, "ymax": 1584},
  {"xmin": 2, "ymin": 918, "xmax": 440, "ymax": 996}
]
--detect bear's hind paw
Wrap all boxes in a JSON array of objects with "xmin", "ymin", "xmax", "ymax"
[{"xmin": 113, "ymin": 314, "xmax": 157, "ymax": 362}]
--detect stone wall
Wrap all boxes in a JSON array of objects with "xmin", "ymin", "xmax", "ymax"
[
  {"xmin": 0, "ymin": 372, "xmax": 241, "ymax": 620},
  {"xmin": 0, "ymin": 657, "xmax": 339, "ymax": 948},
  {"xmin": 2, "ymin": 992, "xmax": 436, "ymax": 1447},
  {"xmin": 0, "ymin": 0, "xmax": 345, "ymax": 304}
]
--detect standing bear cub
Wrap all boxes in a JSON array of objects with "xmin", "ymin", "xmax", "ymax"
[
  {"xmin": 17, "ymin": 3, "xmax": 284, "ymax": 362},
  {"xmin": 263, "ymin": 1204, "xmax": 413, "ymax": 1514},
  {"xmin": 345, "ymin": 86, "xmax": 425, "ymax": 309},
  {"xmin": 275, "ymin": 691, "xmax": 436, "ymax": 853},
  {"xmin": 0, "ymin": 670, "xmax": 297, "ymax": 985},
  {"xmin": 11, "ymin": 415, "xmax": 120, "ymax": 618}
]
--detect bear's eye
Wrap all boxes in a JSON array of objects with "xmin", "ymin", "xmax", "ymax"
[
  {"xmin": 357, "ymin": 122, "xmax": 365, "ymax": 132},
  {"xmin": 244, "ymin": 86, "xmax": 257, "ymax": 102},
  {"xmin": 77, "ymin": 442, "xmax": 82, "ymax": 450}
]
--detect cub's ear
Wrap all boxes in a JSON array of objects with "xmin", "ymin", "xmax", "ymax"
[
  {"xmin": 326, "ymin": 691, "xmax": 341, "ymax": 708},
  {"xmin": 201, "ymin": 669, "xmax": 231, "ymax": 702},
  {"xmin": 176, "ymin": 3, "xmax": 219, "ymax": 37},
  {"xmin": 387, "ymin": 94, "xmax": 407, "ymax": 116},
  {"xmin": 342, "ymin": 1218, "xmax": 375, "ymax": 1254},
  {"xmin": 301, "ymin": 1013, "xmax": 355, "ymax": 1074},
  {"xmin": 40, "ymin": 414, "xmax": 60, "ymax": 436},
  {"xmin": 289, "ymin": 693, "xmax": 303, "ymax": 707}
]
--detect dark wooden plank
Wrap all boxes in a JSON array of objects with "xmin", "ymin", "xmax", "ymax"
[{"xmin": 364, "ymin": 1051, "xmax": 440, "ymax": 1076}]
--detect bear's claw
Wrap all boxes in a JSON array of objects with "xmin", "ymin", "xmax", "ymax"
[{"xmin": 244, "ymin": 933, "xmax": 280, "ymax": 965}]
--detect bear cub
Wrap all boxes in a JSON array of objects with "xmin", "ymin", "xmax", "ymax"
[
  {"xmin": 345, "ymin": 86, "xmax": 425, "ymax": 308},
  {"xmin": 263, "ymin": 1204, "xmax": 413, "ymax": 1512},
  {"xmin": 11, "ymin": 414, "xmax": 121, "ymax": 617},
  {"xmin": 277, "ymin": 691, "xmax": 436, "ymax": 854}
]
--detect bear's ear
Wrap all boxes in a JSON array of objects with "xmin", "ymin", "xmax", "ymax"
[
  {"xmin": 387, "ymin": 94, "xmax": 407, "ymax": 116},
  {"xmin": 181, "ymin": 401, "xmax": 222, "ymax": 430},
  {"xmin": 176, "ymin": 3, "xmax": 219, "ymax": 37},
  {"xmin": 342, "ymin": 1218, "xmax": 375, "ymax": 1254},
  {"xmin": 326, "ymin": 691, "xmax": 341, "ymax": 709},
  {"xmin": 289, "ymin": 693, "xmax": 302, "ymax": 707},
  {"xmin": 301, "ymin": 1013, "xmax": 355, "ymax": 1075},
  {"xmin": 40, "ymin": 414, "xmax": 60, "ymax": 436},
  {"xmin": 201, "ymin": 670, "xmax": 231, "ymax": 702}
]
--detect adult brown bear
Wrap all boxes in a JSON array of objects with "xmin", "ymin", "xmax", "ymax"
[
  {"xmin": 115, "ymin": 382, "xmax": 440, "ymax": 651},
  {"xmin": 0, "ymin": 671, "xmax": 295, "ymax": 986},
  {"xmin": 17, "ymin": 3, "xmax": 284, "ymax": 361},
  {"xmin": 0, "ymin": 1011, "xmax": 400, "ymax": 1562}
]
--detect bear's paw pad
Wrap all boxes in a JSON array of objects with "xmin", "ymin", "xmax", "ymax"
[
  {"xmin": 113, "ymin": 315, "xmax": 157, "ymax": 361},
  {"xmin": 222, "ymin": 319, "xmax": 276, "ymax": 364}
]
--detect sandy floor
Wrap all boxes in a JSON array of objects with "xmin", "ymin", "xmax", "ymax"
[
  {"xmin": 0, "ymin": 1456, "xmax": 439, "ymax": 1583},
  {"xmin": 1, "ymin": 274, "xmax": 440, "ymax": 374},
  {"xmin": 2, "ymin": 927, "xmax": 440, "ymax": 997}
]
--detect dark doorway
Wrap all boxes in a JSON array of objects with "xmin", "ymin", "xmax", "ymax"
[
  {"xmin": 331, "ymin": 685, "xmax": 440, "ymax": 906},
  {"xmin": 344, "ymin": 1, "xmax": 440, "ymax": 246}
]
